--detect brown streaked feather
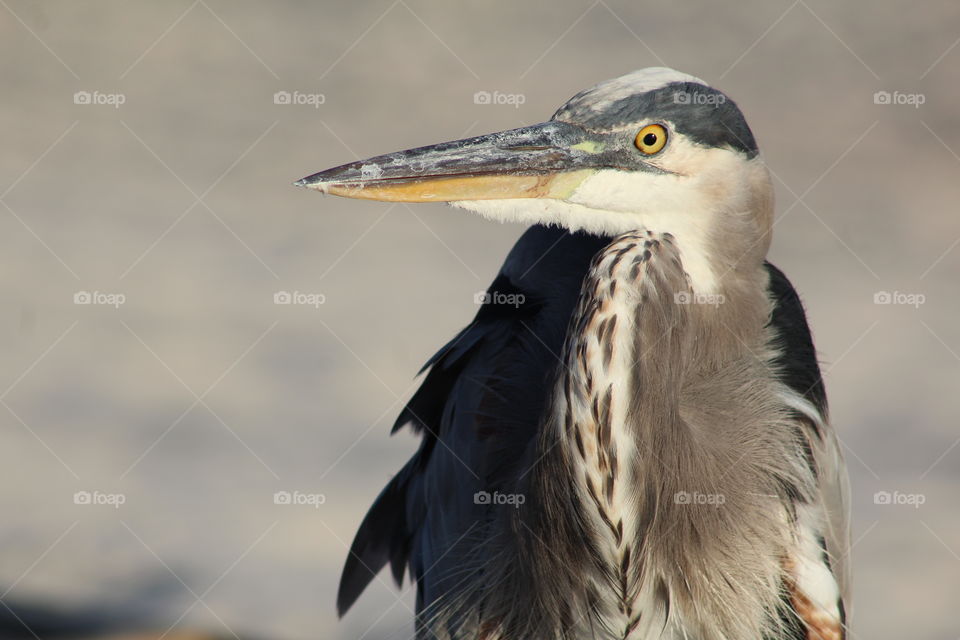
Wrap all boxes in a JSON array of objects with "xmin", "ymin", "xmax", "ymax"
[{"xmin": 789, "ymin": 583, "xmax": 844, "ymax": 640}]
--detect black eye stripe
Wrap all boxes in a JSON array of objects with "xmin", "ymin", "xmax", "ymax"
[{"xmin": 553, "ymin": 82, "xmax": 759, "ymax": 158}]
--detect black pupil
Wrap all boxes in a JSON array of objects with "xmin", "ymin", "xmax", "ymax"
[{"xmin": 643, "ymin": 132, "xmax": 658, "ymax": 147}]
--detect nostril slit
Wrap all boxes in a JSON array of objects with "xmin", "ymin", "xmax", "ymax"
[{"xmin": 502, "ymin": 145, "xmax": 552, "ymax": 151}]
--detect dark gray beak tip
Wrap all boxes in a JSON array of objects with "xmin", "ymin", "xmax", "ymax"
[{"xmin": 293, "ymin": 175, "xmax": 319, "ymax": 189}]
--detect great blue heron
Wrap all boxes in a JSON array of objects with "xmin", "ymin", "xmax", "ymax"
[{"xmin": 297, "ymin": 68, "xmax": 850, "ymax": 640}]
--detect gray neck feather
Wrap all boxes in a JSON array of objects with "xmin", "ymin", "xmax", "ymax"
[{"xmin": 468, "ymin": 229, "xmax": 815, "ymax": 640}]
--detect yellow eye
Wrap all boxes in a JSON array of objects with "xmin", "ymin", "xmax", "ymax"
[{"xmin": 634, "ymin": 124, "xmax": 668, "ymax": 155}]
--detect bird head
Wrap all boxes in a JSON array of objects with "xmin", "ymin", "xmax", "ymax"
[{"xmin": 297, "ymin": 68, "xmax": 773, "ymax": 292}]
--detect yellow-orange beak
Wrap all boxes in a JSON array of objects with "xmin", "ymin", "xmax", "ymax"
[{"xmin": 295, "ymin": 121, "xmax": 622, "ymax": 203}]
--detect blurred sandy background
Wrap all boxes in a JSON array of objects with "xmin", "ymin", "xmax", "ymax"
[{"xmin": 0, "ymin": 1, "xmax": 958, "ymax": 638}]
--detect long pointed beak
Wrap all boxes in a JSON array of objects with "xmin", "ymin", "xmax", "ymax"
[{"xmin": 295, "ymin": 121, "xmax": 619, "ymax": 203}]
